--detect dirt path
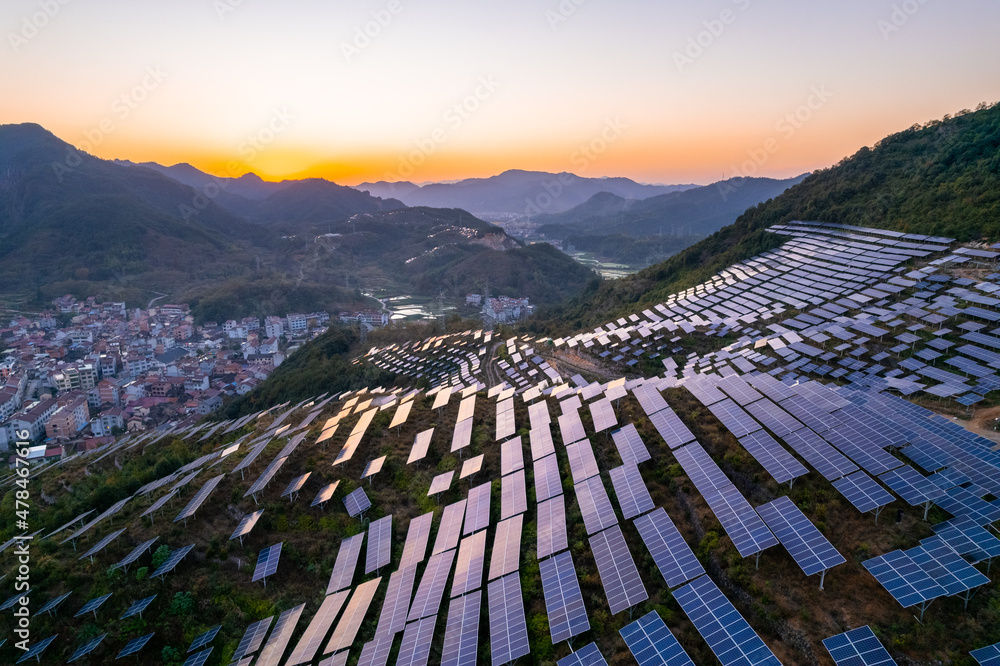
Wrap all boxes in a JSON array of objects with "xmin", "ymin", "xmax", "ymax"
[
  {"xmin": 545, "ymin": 348, "xmax": 623, "ymax": 383},
  {"xmin": 968, "ymin": 404, "xmax": 1000, "ymax": 447}
]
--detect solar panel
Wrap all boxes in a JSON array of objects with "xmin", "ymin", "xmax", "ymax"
[
  {"xmin": 69, "ymin": 633, "xmax": 107, "ymax": 662},
  {"xmin": 832, "ymin": 471, "xmax": 895, "ymax": 515},
  {"xmin": 500, "ymin": 470, "xmax": 527, "ymax": 519},
  {"xmin": 633, "ymin": 507, "xmax": 705, "ymax": 588},
  {"xmin": 460, "ymin": 454, "xmax": 484, "ymax": 479},
  {"xmin": 863, "ymin": 549, "xmax": 944, "ymax": 608},
  {"xmin": 230, "ymin": 509, "xmax": 264, "ymax": 543},
  {"xmin": 589, "ymin": 525, "xmax": 648, "ymax": 614},
  {"xmin": 111, "ymin": 535, "xmax": 159, "ymax": 572},
  {"xmin": 706, "ymin": 398, "xmax": 762, "ymax": 438},
  {"xmin": 464, "ymin": 481, "xmax": 491, "ymax": 535},
  {"xmin": 633, "ymin": 384, "xmax": 670, "ymax": 415},
  {"xmin": 971, "ymin": 641, "xmax": 1000, "ymax": 666},
  {"xmin": 540, "ymin": 550, "xmax": 590, "ymax": 643},
  {"xmin": 37, "ymin": 591, "xmax": 72, "ymax": 616},
  {"xmin": 933, "ymin": 515, "xmax": 1000, "ymax": 563},
  {"xmin": 188, "ymin": 625, "xmax": 221, "ymax": 652},
  {"xmin": 452, "ymin": 418, "xmax": 474, "ymax": 453},
  {"xmin": 673, "ymin": 575, "xmax": 781, "ymax": 666},
  {"xmin": 397, "ymin": 615, "xmax": 437, "ymax": 666},
  {"xmin": 78, "ymin": 527, "xmax": 126, "ymax": 561},
  {"xmin": 781, "ymin": 429, "xmax": 858, "ymax": 481},
  {"xmin": 487, "ymin": 572, "xmax": 531, "ymax": 665},
  {"xmin": 500, "ymin": 437, "xmax": 525, "ymax": 476},
  {"xmin": 488, "ymin": 514, "xmax": 523, "ymax": 581},
  {"xmin": 15, "ymin": 634, "xmax": 57, "ymax": 664},
  {"xmin": 442, "ymin": 591, "xmax": 481, "ymax": 666},
  {"xmin": 589, "ymin": 397, "xmax": 618, "ymax": 433},
  {"xmin": 409, "ymin": 428, "xmax": 434, "ymax": 464},
  {"xmin": 357, "ymin": 636, "xmax": 393, "ymax": 666},
  {"xmin": 566, "ymin": 439, "xmax": 600, "ymax": 483},
  {"xmin": 757, "ymin": 496, "xmax": 845, "ymax": 581},
  {"xmin": 737, "ymin": 430, "xmax": 809, "ymax": 485},
  {"xmin": 389, "ymin": 399, "xmax": 413, "ymax": 428},
  {"xmin": 529, "ymin": 425, "xmax": 556, "ymax": 460},
  {"xmin": 557, "ymin": 642, "xmax": 609, "ymax": 666},
  {"xmin": 325, "ymin": 578, "xmax": 383, "ymax": 653},
  {"xmin": 253, "ymin": 542, "xmax": 283, "ymax": 583},
  {"xmin": 822, "ymin": 625, "xmax": 898, "ymax": 666},
  {"xmin": 576, "ymin": 475, "xmax": 618, "ymax": 535},
  {"xmin": 408, "ymin": 548, "xmax": 456, "ymax": 621},
  {"xmin": 609, "ymin": 463, "xmax": 655, "ymax": 519},
  {"xmin": 612, "ymin": 424, "xmax": 651, "ymax": 465},
  {"xmin": 120, "ymin": 593, "xmax": 156, "ymax": 620},
  {"xmin": 183, "ymin": 646, "xmax": 213, "ymax": 666},
  {"xmin": 244, "ymin": 455, "xmax": 288, "ymax": 499},
  {"xmin": 344, "ymin": 487, "xmax": 372, "ymax": 517},
  {"xmin": 534, "ymin": 453, "xmax": 563, "ymax": 503},
  {"xmin": 429, "ymin": 471, "xmax": 455, "ymax": 496},
  {"xmin": 361, "ymin": 457, "xmax": 385, "ymax": 480},
  {"xmin": 558, "ymin": 410, "xmax": 587, "ymax": 445},
  {"xmin": 907, "ymin": 538, "xmax": 990, "ymax": 596},
  {"xmin": 233, "ymin": 616, "xmax": 274, "ymax": 661},
  {"xmin": 366, "ymin": 515, "xmax": 393, "ymax": 573},
  {"xmin": 117, "ymin": 632, "xmax": 154, "ymax": 659},
  {"xmin": 256, "ymin": 603, "xmax": 306, "ymax": 666},
  {"xmin": 74, "ymin": 592, "xmax": 112, "ymax": 618},
  {"xmin": 452, "ymin": 530, "xmax": 488, "ymax": 598},
  {"xmin": 327, "ymin": 533, "xmax": 364, "ymax": 593},
  {"xmin": 400, "ymin": 512, "xmax": 434, "ymax": 568},
  {"xmin": 175, "ymin": 473, "xmax": 225, "ymax": 522},
  {"xmin": 648, "ymin": 408, "xmax": 696, "ymax": 449},
  {"xmin": 936, "ymin": 487, "xmax": 1000, "ymax": 526},
  {"xmin": 672, "ymin": 442, "xmax": 729, "ymax": 494},
  {"xmin": 434, "ymin": 500, "xmax": 467, "ymax": 555},
  {"xmin": 702, "ymin": 484, "xmax": 778, "ymax": 558},
  {"xmin": 620, "ymin": 610, "xmax": 694, "ymax": 666},
  {"xmin": 286, "ymin": 590, "xmax": 350, "ymax": 665},
  {"xmin": 375, "ymin": 566, "xmax": 418, "ymax": 637},
  {"xmin": 878, "ymin": 465, "xmax": 946, "ymax": 508}
]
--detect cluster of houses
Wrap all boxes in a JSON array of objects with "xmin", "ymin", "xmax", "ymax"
[
  {"xmin": 0, "ymin": 296, "xmax": 385, "ymax": 454},
  {"xmin": 466, "ymin": 294, "xmax": 535, "ymax": 324}
]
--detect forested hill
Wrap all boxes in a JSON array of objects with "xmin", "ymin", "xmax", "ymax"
[{"xmin": 527, "ymin": 102, "xmax": 1000, "ymax": 334}]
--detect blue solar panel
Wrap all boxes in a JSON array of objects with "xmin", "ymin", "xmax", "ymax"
[
  {"xmin": 702, "ymin": 484, "xmax": 778, "ymax": 558},
  {"xmin": 756, "ymin": 496, "xmax": 845, "ymax": 578},
  {"xmin": 188, "ymin": 625, "xmax": 221, "ymax": 652},
  {"xmin": 832, "ymin": 471, "xmax": 895, "ymax": 515},
  {"xmin": 862, "ymin": 549, "xmax": 944, "ymax": 608},
  {"xmin": 117, "ymin": 632, "xmax": 155, "ymax": 659},
  {"xmin": 933, "ymin": 515, "xmax": 1000, "ymax": 563},
  {"xmin": 672, "ymin": 575, "xmax": 780, "ymax": 666},
  {"xmin": 737, "ymin": 431, "xmax": 808, "ymax": 485},
  {"xmin": 539, "ymin": 551, "xmax": 590, "ymax": 643},
  {"xmin": 906, "ymin": 538, "xmax": 990, "ymax": 596},
  {"xmin": 557, "ymin": 643, "xmax": 608, "ymax": 666},
  {"xmin": 619, "ymin": 610, "xmax": 694, "ymax": 666},
  {"xmin": 971, "ymin": 641, "xmax": 1000, "ymax": 666},
  {"xmin": 877, "ymin": 465, "xmax": 946, "ymax": 506},
  {"xmin": 120, "ymin": 594, "xmax": 156, "ymax": 620},
  {"xmin": 633, "ymin": 507, "xmax": 704, "ymax": 588},
  {"xmin": 74, "ymin": 592, "xmax": 112, "ymax": 618},
  {"xmin": 936, "ymin": 487, "xmax": 1000, "ymax": 526},
  {"xmin": 69, "ymin": 633, "xmax": 107, "ymax": 662},
  {"xmin": 822, "ymin": 626, "xmax": 897, "ymax": 666},
  {"xmin": 672, "ymin": 442, "xmax": 729, "ymax": 494},
  {"xmin": 782, "ymin": 428, "xmax": 858, "ymax": 481}
]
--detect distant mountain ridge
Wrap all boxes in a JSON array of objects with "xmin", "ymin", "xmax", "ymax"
[{"xmin": 358, "ymin": 169, "xmax": 698, "ymax": 214}]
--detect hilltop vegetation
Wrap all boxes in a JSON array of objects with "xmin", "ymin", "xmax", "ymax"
[{"xmin": 528, "ymin": 102, "xmax": 1000, "ymax": 334}]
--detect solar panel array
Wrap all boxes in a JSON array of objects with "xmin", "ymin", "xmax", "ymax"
[
  {"xmin": 589, "ymin": 397, "xmax": 618, "ymax": 433},
  {"xmin": 408, "ymin": 549, "xmax": 456, "ymax": 621},
  {"xmin": 434, "ymin": 500, "xmax": 467, "ymax": 555},
  {"xmin": 702, "ymin": 485, "xmax": 778, "ymax": 558},
  {"xmin": 188, "ymin": 625, "xmax": 221, "ymax": 652},
  {"xmin": 673, "ymin": 575, "xmax": 781, "ymax": 666},
  {"xmin": 609, "ymin": 463, "xmax": 655, "ymax": 519},
  {"xmin": 327, "ymin": 533, "xmax": 364, "ymax": 593},
  {"xmin": 366, "ymin": 515, "xmax": 392, "ymax": 573},
  {"xmin": 230, "ymin": 509, "xmax": 264, "ymax": 542},
  {"xmin": 74, "ymin": 592, "xmax": 112, "ymax": 618},
  {"xmin": 488, "ymin": 514, "xmax": 522, "ymax": 581},
  {"xmin": 429, "ymin": 471, "xmax": 455, "ymax": 496},
  {"xmin": 451, "ymin": 530, "xmax": 487, "ymax": 598},
  {"xmin": 757, "ymin": 496, "xmax": 845, "ymax": 578},
  {"xmin": 822, "ymin": 625, "xmax": 898, "ymax": 666},
  {"xmin": 408, "ymin": 428, "xmax": 434, "ymax": 464},
  {"xmin": 557, "ymin": 642, "xmax": 609, "ymax": 666},
  {"xmin": 576, "ymin": 475, "xmax": 619, "ymax": 535},
  {"xmin": 120, "ymin": 594, "xmax": 156, "ymax": 620},
  {"xmin": 151, "ymin": 543, "xmax": 195, "ymax": 579},
  {"xmin": 648, "ymin": 408, "xmax": 696, "ymax": 449},
  {"xmin": 397, "ymin": 615, "xmax": 436, "ymax": 666},
  {"xmin": 400, "ymin": 511, "xmax": 433, "ymax": 569},
  {"xmin": 375, "ymin": 566, "xmax": 418, "ymax": 639},
  {"xmin": 344, "ymin": 487, "xmax": 372, "ymax": 517},
  {"xmin": 862, "ymin": 549, "xmax": 944, "ymax": 608},
  {"xmin": 534, "ymin": 454, "xmax": 563, "ymax": 503},
  {"xmin": 174, "ymin": 473, "xmax": 225, "ymax": 522},
  {"xmin": 737, "ymin": 430, "xmax": 809, "ymax": 485},
  {"xmin": 566, "ymin": 440, "xmax": 600, "ymax": 483},
  {"xmin": 500, "ymin": 470, "xmax": 528, "ymax": 519},
  {"xmin": 232, "ymin": 616, "xmax": 273, "ymax": 662},
  {"xmin": 970, "ymin": 641, "xmax": 1000, "ymax": 666},
  {"xmin": 620, "ymin": 610, "xmax": 694, "ymax": 666},
  {"xmin": 442, "ymin": 590, "xmax": 481, "ymax": 666},
  {"xmin": 589, "ymin": 525, "xmax": 648, "ymax": 614},
  {"xmin": 611, "ymin": 424, "xmax": 651, "ymax": 465},
  {"xmin": 832, "ymin": 471, "xmax": 896, "ymax": 515},
  {"xmin": 464, "ymin": 482, "xmax": 491, "ymax": 535},
  {"xmin": 117, "ymin": 632, "xmax": 155, "ymax": 659},
  {"xmin": 501, "ymin": 436, "xmax": 525, "ymax": 476},
  {"xmin": 633, "ymin": 508, "xmax": 705, "ymax": 588},
  {"xmin": 539, "ymin": 550, "xmax": 590, "ymax": 643},
  {"xmin": 537, "ymin": 495, "xmax": 569, "ymax": 559},
  {"xmin": 487, "ymin": 572, "xmax": 531, "ymax": 665}
]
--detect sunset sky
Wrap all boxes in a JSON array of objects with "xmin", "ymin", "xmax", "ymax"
[{"xmin": 4, "ymin": 0, "xmax": 999, "ymax": 186}]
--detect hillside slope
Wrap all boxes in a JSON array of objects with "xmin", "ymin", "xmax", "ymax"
[{"xmin": 528, "ymin": 102, "xmax": 1000, "ymax": 334}]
